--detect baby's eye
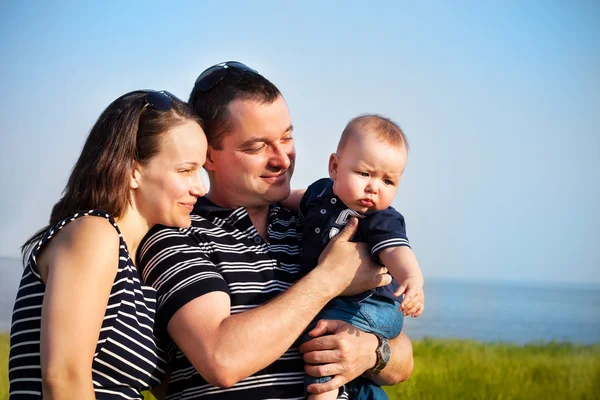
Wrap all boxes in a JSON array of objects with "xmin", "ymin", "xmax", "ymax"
[
  {"xmin": 384, "ymin": 179, "xmax": 394, "ymax": 186},
  {"xmin": 358, "ymin": 172, "xmax": 369, "ymax": 177}
]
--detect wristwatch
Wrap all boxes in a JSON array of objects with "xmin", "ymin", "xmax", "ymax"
[{"xmin": 363, "ymin": 334, "xmax": 391, "ymax": 376}]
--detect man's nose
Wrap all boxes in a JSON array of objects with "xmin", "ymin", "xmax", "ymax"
[{"xmin": 268, "ymin": 143, "xmax": 292, "ymax": 169}]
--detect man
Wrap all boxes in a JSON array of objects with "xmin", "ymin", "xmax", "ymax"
[{"xmin": 138, "ymin": 61, "xmax": 414, "ymax": 399}]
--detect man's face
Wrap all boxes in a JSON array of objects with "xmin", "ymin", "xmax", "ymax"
[{"xmin": 205, "ymin": 95, "xmax": 296, "ymax": 209}]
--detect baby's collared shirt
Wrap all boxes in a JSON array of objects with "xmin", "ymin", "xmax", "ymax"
[{"xmin": 299, "ymin": 178, "xmax": 410, "ymax": 301}]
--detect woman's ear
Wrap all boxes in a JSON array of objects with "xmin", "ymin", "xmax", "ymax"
[
  {"xmin": 130, "ymin": 160, "xmax": 142, "ymax": 189},
  {"xmin": 328, "ymin": 153, "xmax": 339, "ymax": 180}
]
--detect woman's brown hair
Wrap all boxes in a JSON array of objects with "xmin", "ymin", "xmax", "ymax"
[{"xmin": 22, "ymin": 90, "xmax": 201, "ymax": 262}]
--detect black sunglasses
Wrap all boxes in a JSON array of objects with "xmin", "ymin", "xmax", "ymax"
[
  {"xmin": 142, "ymin": 90, "xmax": 181, "ymax": 112},
  {"xmin": 193, "ymin": 61, "xmax": 259, "ymax": 93}
]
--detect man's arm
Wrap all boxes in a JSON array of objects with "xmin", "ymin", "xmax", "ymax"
[
  {"xmin": 373, "ymin": 332, "xmax": 414, "ymax": 385},
  {"xmin": 299, "ymin": 320, "xmax": 414, "ymax": 394},
  {"xmin": 145, "ymin": 218, "xmax": 391, "ymax": 388}
]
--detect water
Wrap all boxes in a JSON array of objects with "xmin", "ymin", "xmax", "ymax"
[
  {"xmin": 402, "ymin": 277, "xmax": 600, "ymax": 344},
  {"xmin": 1, "ymin": 257, "xmax": 599, "ymax": 344}
]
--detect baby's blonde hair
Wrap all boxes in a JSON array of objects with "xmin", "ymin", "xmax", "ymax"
[{"xmin": 337, "ymin": 114, "xmax": 408, "ymax": 153}]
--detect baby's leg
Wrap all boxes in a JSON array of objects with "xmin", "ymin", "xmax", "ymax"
[{"xmin": 299, "ymin": 319, "xmax": 337, "ymax": 399}]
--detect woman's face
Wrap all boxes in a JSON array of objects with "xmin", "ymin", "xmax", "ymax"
[{"xmin": 132, "ymin": 120, "xmax": 208, "ymax": 228}]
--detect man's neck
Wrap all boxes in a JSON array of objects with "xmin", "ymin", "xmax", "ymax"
[
  {"xmin": 246, "ymin": 206, "xmax": 270, "ymax": 240},
  {"xmin": 206, "ymin": 191, "xmax": 270, "ymax": 240}
]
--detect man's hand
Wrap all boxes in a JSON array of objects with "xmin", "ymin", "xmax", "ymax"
[
  {"xmin": 394, "ymin": 277, "xmax": 424, "ymax": 317},
  {"xmin": 298, "ymin": 319, "xmax": 378, "ymax": 394},
  {"xmin": 317, "ymin": 217, "xmax": 392, "ymax": 297}
]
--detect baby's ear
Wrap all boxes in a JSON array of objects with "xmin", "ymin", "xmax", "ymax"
[{"xmin": 328, "ymin": 153, "xmax": 339, "ymax": 180}]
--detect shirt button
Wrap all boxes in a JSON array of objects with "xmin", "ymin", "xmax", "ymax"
[
  {"xmin": 330, "ymin": 198, "xmax": 337, "ymax": 204},
  {"xmin": 320, "ymin": 209, "xmax": 327, "ymax": 214},
  {"xmin": 315, "ymin": 227, "xmax": 321, "ymax": 233},
  {"xmin": 253, "ymin": 236, "xmax": 262, "ymax": 244}
]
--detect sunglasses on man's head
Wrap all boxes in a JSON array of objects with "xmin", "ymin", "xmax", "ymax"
[
  {"xmin": 142, "ymin": 90, "xmax": 182, "ymax": 112},
  {"xmin": 193, "ymin": 61, "xmax": 259, "ymax": 93}
]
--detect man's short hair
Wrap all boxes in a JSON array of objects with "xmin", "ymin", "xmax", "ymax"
[
  {"xmin": 337, "ymin": 114, "xmax": 409, "ymax": 153},
  {"xmin": 188, "ymin": 67, "xmax": 281, "ymax": 150}
]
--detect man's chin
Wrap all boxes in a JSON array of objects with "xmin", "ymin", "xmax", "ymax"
[{"xmin": 262, "ymin": 184, "xmax": 291, "ymax": 203}]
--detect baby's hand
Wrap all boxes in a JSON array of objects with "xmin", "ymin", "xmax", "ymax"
[{"xmin": 394, "ymin": 277, "xmax": 424, "ymax": 318}]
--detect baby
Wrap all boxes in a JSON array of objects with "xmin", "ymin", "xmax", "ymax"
[{"xmin": 288, "ymin": 114, "xmax": 424, "ymax": 400}]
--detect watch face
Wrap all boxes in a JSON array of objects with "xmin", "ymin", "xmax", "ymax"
[{"xmin": 380, "ymin": 339, "xmax": 391, "ymax": 363}]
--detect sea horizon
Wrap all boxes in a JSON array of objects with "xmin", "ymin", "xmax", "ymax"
[{"xmin": 2, "ymin": 256, "xmax": 599, "ymax": 344}]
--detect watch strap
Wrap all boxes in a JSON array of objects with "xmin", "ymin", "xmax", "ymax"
[{"xmin": 363, "ymin": 334, "xmax": 389, "ymax": 376}]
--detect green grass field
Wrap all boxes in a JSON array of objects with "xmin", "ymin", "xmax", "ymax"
[{"xmin": 2, "ymin": 334, "xmax": 599, "ymax": 400}]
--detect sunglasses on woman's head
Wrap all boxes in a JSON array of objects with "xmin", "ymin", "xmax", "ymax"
[
  {"xmin": 142, "ymin": 90, "xmax": 182, "ymax": 112},
  {"xmin": 193, "ymin": 61, "xmax": 259, "ymax": 93}
]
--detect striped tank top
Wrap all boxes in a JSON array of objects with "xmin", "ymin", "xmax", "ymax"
[{"xmin": 9, "ymin": 210, "xmax": 167, "ymax": 399}]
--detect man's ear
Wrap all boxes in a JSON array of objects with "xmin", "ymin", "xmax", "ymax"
[
  {"xmin": 203, "ymin": 145, "xmax": 218, "ymax": 172},
  {"xmin": 130, "ymin": 160, "xmax": 142, "ymax": 189},
  {"xmin": 328, "ymin": 153, "xmax": 339, "ymax": 180}
]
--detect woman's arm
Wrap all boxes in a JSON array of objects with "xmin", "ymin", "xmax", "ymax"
[{"xmin": 39, "ymin": 217, "xmax": 119, "ymax": 399}]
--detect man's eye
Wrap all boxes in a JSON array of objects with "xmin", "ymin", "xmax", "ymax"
[
  {"xmin": 281, "ymin": 137, "xmax": 293, "ymax": 143},
  {"xmin": 246, "ymin": 144, "xmax": 266, "ymax": 153}
]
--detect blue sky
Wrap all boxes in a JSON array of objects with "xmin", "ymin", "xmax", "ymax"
[{"xmin": 0, "ymin": 1, "xmax": 598, "ymax": 284}]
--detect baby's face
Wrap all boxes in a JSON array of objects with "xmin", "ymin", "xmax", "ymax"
[{"xmin": 329, "ymin": 132, "xmax": 407, "ymax": 212}]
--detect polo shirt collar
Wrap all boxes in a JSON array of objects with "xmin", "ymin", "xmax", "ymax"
[
  {"xmin": 193, "ymin": 196, "xmax": 237, "ymax": 219},
  {"xmin": 193, "ymin": 196, "xmax": 279, "ymax": 230}
]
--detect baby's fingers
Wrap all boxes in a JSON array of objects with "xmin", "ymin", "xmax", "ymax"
[
  {"xmin": 412, "ymin": 304, "xmax": 425, "ymax": 318},
  {"xmin": 400, "ymin": 287, "xmax": 418, "ymax": 309},
  {"xmin": 403, "ymin": 300, "xmax": 422, "ymax": 317}
]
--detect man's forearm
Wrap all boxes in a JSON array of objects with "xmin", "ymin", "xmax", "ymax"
[
  {"xmin": 217, "ymin": 267, "xmax": 340, "ymax": 378},
  {"xmin": 171, "ymin": 265, "xmax": 345, "ymax": 388},
  {"xmin": 170, "ymin": 219, "xmax": 388, "ymax": 387},
  {"xmin": 371, "ymin": 332, "xmax": 414, "ymax": 385},
  {"xmin": 212, "ymin": 218, "xmax": 381, "ymax": 378}
]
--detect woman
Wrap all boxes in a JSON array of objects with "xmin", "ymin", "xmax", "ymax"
[{"xmin": 9, "ymin": 90, "xmax": 208, "ymax": 399}]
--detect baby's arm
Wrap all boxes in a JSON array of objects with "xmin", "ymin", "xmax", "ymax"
[
  {"xmin": 280, "ymin": 189, "xmax": 306, "ymax": 211},
  {"xmin": 378, "ymin": 246, "xmax": 424, "ymax": 317}
]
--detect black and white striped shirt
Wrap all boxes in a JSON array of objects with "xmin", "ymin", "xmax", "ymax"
[
  {"xmin": 137, "ymin": 197, "xmax": 307, "ymax": 399},
  {"xmin": 9, "ymin": 210, "xmax": 167, "ymax": 399}
]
